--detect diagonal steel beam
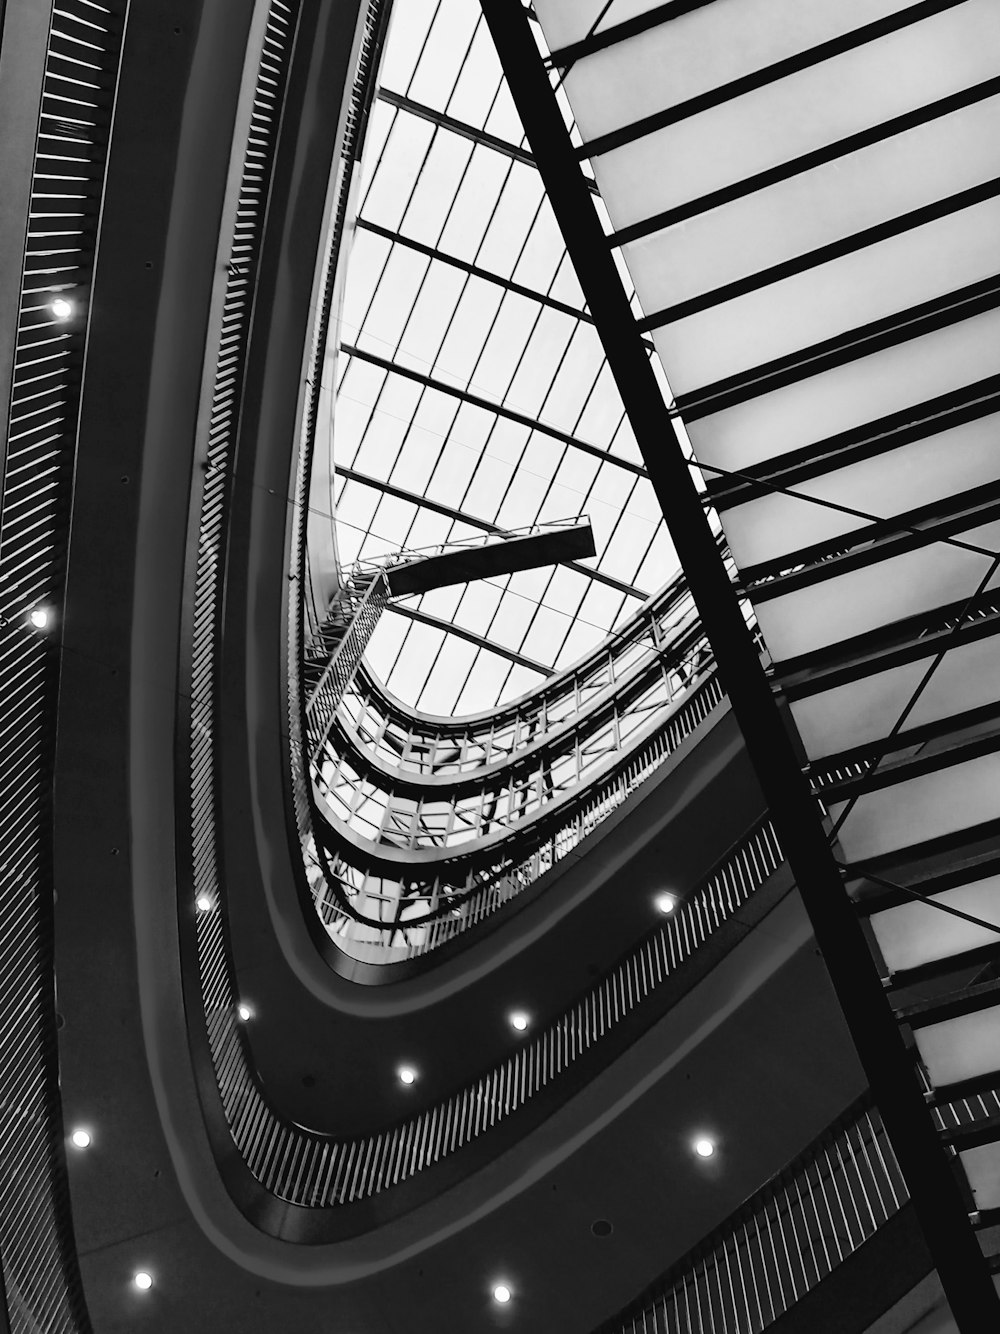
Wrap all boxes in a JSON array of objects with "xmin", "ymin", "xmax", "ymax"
[
  {"xmin": 335, "ymin": 464, "xmax": 647, "ymax": 600},
  {"xmin": 386, "ymin": 601, "xmax": 553, "ymax": 676},
  {"xmin": 356, "ymin": 218, "xmax": 596, "ymax": 324},
  {"xmin": 479, "ymin": 2, "xmax": 1000, "ymax": 1328},
  {"xmin": 341, "ymin": 342, "xmax": 648, "ymax": 477},
  {"xmin": 376, "ymin": 86, "xmax": 602, "ymax": 195}
]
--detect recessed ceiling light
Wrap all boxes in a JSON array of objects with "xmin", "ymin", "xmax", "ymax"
[
  {"xmin": 28, "ymin": 607, "xmax": 51, "ymax": 629},
  {"xmin": 654, "ymin": 892, "xmax": 677, "ymax": 914},
  {"xmin": 237, "ymin": 1004, "xmax": 252, "ymax": 1021},
  {"xmin": 509, "ymin": 1011, "xmax": 529, "ymax": 1032},
  {"xmin": 694, "ymin": 1137, "xmax": 716, "ymax": 1158},
  {"xmin": 398, "ymin": 1066, "xmax": 417, "ymax": 1085},
  {"xmin": 196, "ymin": 895, "xmax": 212, "ymax": 912},
  {"xmin": 133, "ymin": 1271, "xmax": 153, "ymax": 1291},
  {"xmin": 50, "ymin": 297, "xmax": 73, "ymax": 320},
  {"xmin": 70, "ymin": 1128, "xmax": 92, "ymax": 1149},
  {"xmin": 492, "ymin": 1283, "xmax": 512, "ymax": 1304}
]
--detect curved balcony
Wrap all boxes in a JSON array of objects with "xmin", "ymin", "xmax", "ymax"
[
  {"xmin": 3, "ymin": 2, "xmax": 992, "ymax": 1334},
  {"xmin": 306, "ymin": 540, "xmax": 724, "ymax": 776},
  {"xmin": 7, "ymin": 1, "xmax": 985, "ymax": 1331},
  {"xmin": 125, "ymin": 0, "xmax": 824, "ymax": 1246},
  {"xmin": 0, "ymin": 0, "xmax": 128, "ymax": 1326},
  {"xmin": 297, "ymin": 538, "xmax": 754, "ymax": 961},
  {"xmin": 599, "ymin": 1078, "xmax": 1000, "ymax": 1334}
]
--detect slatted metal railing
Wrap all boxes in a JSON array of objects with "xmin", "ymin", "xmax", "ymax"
[
  {"xmin": 0, "ymin": 2, "xmax": 128, "ymax": 1331},
  {"xmin": 311, "ymin": 664, "xmax": 726, "ymax": 958},
  {"xmin": 304, "ymin": 570, "xmax": 391, "ymax": 764},
  {"xmin": 206, "ymin": 808, "xmax": 786, "ymax": 1208},
  {"xmin": 597, "ymin": 1098, "xmax": 907, "ymax": 1334},
  {"xmin": 285, "ymin": 0, "xmax": 390, "ymax": 928}
]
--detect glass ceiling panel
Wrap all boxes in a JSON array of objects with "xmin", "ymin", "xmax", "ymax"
[{"xmin": 329, "ymin": 0, "xmax": 679, "ymax": 715}]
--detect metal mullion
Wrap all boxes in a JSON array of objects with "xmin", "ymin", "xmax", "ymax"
[{"xmin": 356, "ymin": 218, "xmax": 592, "ymax": 322}]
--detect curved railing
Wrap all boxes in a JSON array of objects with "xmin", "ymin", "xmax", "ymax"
[
  {"xmin": 299, "ymin": 561, "xmax": 756, "ymax": 956},
  {"xmin": 172, "ymin": 0, "xmax": 798, "ymax": 1246},
  {"xmin": 311, "ymin": 604, "xmax": 711, "ymax": 849},
  {"xmin": 598, "ymin": 1096, "xmax": 906, "ymax": 1334},
  {"xmin": 296, "ymin": 522, "xmax": 750, "ymax": 954},
  {"xmin": 308, "ymin": 540, "xmax": 727, "ymax": 772},
  {"xmin": 0, "ymin": 2, "xmax": 129, "ymax": 1331},
  {"xmin": 309, "ymin": 663, "xmax": 726, "ymax": 960},
  {"xmin": 317, "ymin": 589, "xmax": 711, "ymax": 795},
  {"xmin": 599, "ymin": 1079, "xmax": 1000, "ymax": 1334}
]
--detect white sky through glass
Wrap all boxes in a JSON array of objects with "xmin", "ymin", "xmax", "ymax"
[{"xmin": 330, "ymin": 0, "xmax": 679, "ymax": 715}]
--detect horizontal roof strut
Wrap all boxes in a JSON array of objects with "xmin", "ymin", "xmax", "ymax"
[
  {"xmin": 576, "ymin": 0, "xmax": 965, "ymax": 161},
  {"xmin": 608, "ymin": 76, "xmax": 1000, "ymax": 249},
  {"xmin": 340, "ymin": 342, "xmax": 648, "ymax": 476},
  {"xmin": 355, "ymin": 218, "xmax": 658, "ymax": 352},
  {"xmin": 377, "ymin": 87, "xmax": 533, "ymax": 168},
  {"xmin": 376, "ymin": 86, "xmax": 601, "ymax": 196},
  {"xmin": 547, "ymin": 1, "xmax": 705, "ymax": 68},
  {"xmin": 386, "ymin": 601, "xmax": 553, "ymax": 676},
  {"xmin": 336, "ymin": 464, "xmax": 647, "ymax": 599},
  {"xmin": 480, "ymin": 2, "xmax": 1000, "ymax": 1328},
  {"xmin": 355, "ymin": 218, "xmax": 594, "ymax": 324}
]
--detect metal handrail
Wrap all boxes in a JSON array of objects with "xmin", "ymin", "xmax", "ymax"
[
  {"xmin": 310, "ymin": 615, "xmax": 714, "ymax": 849},
  {"xmin": 305, "ymin": 570, "xmax": 391, "ymax": 764},
  {"xmin": 309, "ymin": 666, "xmax": 726, "ymax": 954},
  {"xmin": 322, "ymin": 532, "xmax": 733, "ymax": 742},
  {"xmin": 0, "ymin": 2, "xmax": 128, "ymax": 1331},
  {"xmin": 210, "ymin": 777, "xmax": 788, "ymax": 1210},
  {"xmin": 596, "ymin": 1096, "xmax": 907, "ymax": 1334},
  {"xmin": 321, "ymin": 597, "xmax": 710, "ymax": 787}
]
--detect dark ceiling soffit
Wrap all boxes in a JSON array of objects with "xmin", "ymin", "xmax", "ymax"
[
  {"xmin": 385, "ymin": 601, "xmax": 552, "ymax": 675},
  {"xmin": 477, "ymin": 2, "xmax": 1000, "ymax": 1328},
  {"xmin": 336, "ymin": 464, "xmax": 645, "ymax": 599}
]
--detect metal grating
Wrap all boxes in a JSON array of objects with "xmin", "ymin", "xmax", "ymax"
[{"xmin": 0, "ymin": 1, "xmax": 129, "ymax": 1330}]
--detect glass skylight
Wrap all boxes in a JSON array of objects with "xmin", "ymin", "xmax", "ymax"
[{"xmin": 329, "ymin": 0, "xmax": 678, "ymax": 715}]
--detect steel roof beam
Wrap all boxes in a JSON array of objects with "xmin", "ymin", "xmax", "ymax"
[
  {"xmin": 479, "ymin": 2, "xmax": 1000, "ymax": 1326},
  {"xmin": 341, "ymin": 342, "xmax": 648, "ymax": 477},
  {"xmin": 386, "ymin": 602, "xmax": 553, "ymax": 676}
]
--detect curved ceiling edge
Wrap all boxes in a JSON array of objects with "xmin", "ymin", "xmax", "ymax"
[
  {"xmin": 118, "ymin": 0, "xmax": 826, "ymax": 1270},
  {"xmin": 48, "ymin": 0, "xmax": 844, "ymax": 1303},
  {"xmin": 260, "ymin": 693, "xmax": 738, "ymax": 1011}
]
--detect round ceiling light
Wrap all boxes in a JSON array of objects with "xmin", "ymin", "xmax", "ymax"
[
  {"xmin": 509, "ymin": 1011, "xmax": 529, "ymax": 1032},
  {"xmin": 654, "ymin": 892, "xmax": 677, "ymax": 914},
  {"xmin": 28, "ymin": 607, "xmax": 51, "ymax": 629},
  {"xmin": 492, "ymin": 1284, "xmax": 512, "ymax": 1304},
  {"xmin": 50, "ymin": 297, "xmax": 73, "ymax": 320},
  {"xmin": 133, "ymin": 1271, "xmax": 153, "ymax": 1291},
  {"xmin": 694, "ymin": 1137, "xmax": 716, "ymax": 1158},
  {"xmin": 398, "ymin": 1066, "xmax": 417, "ymax": 1085},
  {"xmin": 70, "ymin": 1128, "xmax": 92, "ymax": 1149}
]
